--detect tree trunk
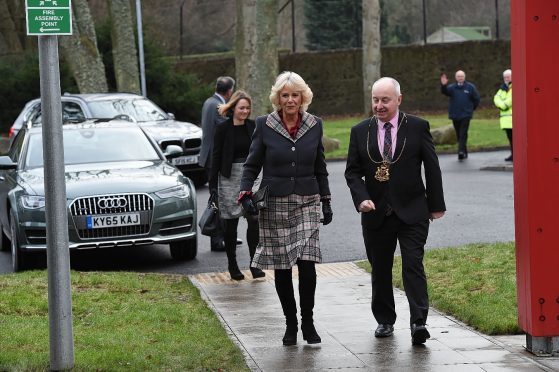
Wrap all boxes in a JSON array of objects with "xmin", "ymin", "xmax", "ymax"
[
  {"xmin": 109, "ymin": 0, "xmax": 140, "ymax": 94},
  {"xmin": 362, "ymin": 0, "xmax": 381, "ymax": 116},
  {"xmin": 0, "ymin": 0, "xmax": 23, "ymax": 54},
  {"xmin": 248, "ymin": 0, "xmax": 278, "ymax": 117},
  {"xmin": 235, "ymin": 0, "xmax": 256, "ymax": 92},
  {"xmin": 59, "ymin": 0, "xmax": 108, "ymax": 92}
]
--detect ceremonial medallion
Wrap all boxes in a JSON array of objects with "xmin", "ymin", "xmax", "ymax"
[{"xmin": 375, "ymin": 161, "xmax": 390, "ymax": 182}]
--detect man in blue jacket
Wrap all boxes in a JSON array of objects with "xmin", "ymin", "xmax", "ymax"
[{"xmin": 440, "ymin": 70, "xmax": 480, "ymax": 160}]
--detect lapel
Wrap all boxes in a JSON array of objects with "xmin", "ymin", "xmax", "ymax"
[
  {"xmin": 266, "ymin": 111, "xmax": 317, "ymax": 142},
  {"xmin": 392, "ymin": 112, "xmax": 408, "ymax": 162},
  {"xmin": 367, "ymin": 117, "xmax": 382, "ymax": 160}
]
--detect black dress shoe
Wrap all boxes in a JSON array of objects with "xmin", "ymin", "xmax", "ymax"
[
  {"xmin": 458, "ymin": 152, "xmax": 466, "ymax": 160},
  {"xmin": 250, "ymin": 267, "xmax": 266, "ymax": 279},
  {"xmin": 411, "ymin": 323, "xmax": 430, "ymax": 345},
  {"xmin": 505, "ymin": 155, "xmax": 513, "ymax": 162},
  {"xmin": 210, "ymin": 240, "xmax": 225, "ymax": 252},
  {"xmin": 374, "ymin": 324, "xmax": 394, "ymax": 338},
  {"xmin": 236, "ymin": 238, "xmax": 243, "ymax": 245}
]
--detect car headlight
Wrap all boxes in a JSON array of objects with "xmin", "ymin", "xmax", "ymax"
[
  {"xmin": 21, "ymin": 195, "xmax": 46, "ymax": 209},
  {"xmin": 155, "ymin": 185, "xmax": 190, "ymax": 199}
]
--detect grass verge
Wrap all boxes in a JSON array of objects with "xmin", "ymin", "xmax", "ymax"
[
  {"xmin": 0, "ymin": 271, "xmax": 249, "ymax": 371},
  {"xmin": 322, "ymin": 108, "xmax": 509, "ymax": 159},
  {"xmin": 356, "ymin": 241, "xmax": 520, "ymax": 335}
]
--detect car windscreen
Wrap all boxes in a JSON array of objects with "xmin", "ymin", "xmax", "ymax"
[
  {"xmin": 87, "ymin": 98, "xmax": 168, "ymax": 122},
  {"xmin": 24, "ymin": 127, "xmax": 161, "ymax": 168}
]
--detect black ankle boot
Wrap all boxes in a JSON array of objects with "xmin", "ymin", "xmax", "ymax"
[
  {"xmin": 250, "ymin": 267, "xmax": 265, "ymax": 278},
  {"xmin": 301, "ymin": 321, "xmax": 321, "ymax": 344},
  {"xmin": 228, "ymin": 262, "xmax": 244, "ymax": 280},
  {"xmin": 283, "ymin": 323, "xmax": 298, "ymax": 346}
]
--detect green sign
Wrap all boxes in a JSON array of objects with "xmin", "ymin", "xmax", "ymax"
[{"xmin": 26, "ymin": 0, "xmax": 72, "ymax": 35}]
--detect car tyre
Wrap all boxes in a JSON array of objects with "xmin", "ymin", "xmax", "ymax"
[
  {"xmin": 0, "ymin": 223, "xmax": 10, "ymax": 252},
  {"xmin": 10, "ymin": 212, "xmax": 27, "ymax": 272},
  {"xmin": 170, "ymin": 237, "xmax": 197, "ymax": 261}
]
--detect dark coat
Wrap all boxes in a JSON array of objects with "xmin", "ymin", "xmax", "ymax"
[
  {"xmin": 199, "ymin": 94, "xmax": 226, "ymax": 168},
  {"xmin": 440, "ymin": 81, "xmax": 480, "ymax": 120},
  {"xmin": 345, "ymin": 113, "xmax": 446, "ymax": 229},
  {"xmin": 240, "ymin": 111, "xmax": 330, "ymax": 197},
  {"xmin": 208, "ymin": 118, "xmax": 255, "ymax": 191}
]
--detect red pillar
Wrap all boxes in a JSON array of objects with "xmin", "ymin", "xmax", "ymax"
[{"xmin": 511, "ymin": 0, "xmax": 559, "ymax": 354}]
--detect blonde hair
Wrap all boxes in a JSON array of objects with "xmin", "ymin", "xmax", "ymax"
[
  {"xmin": 218, "ymin": 90, "xmax": 252, "ymax": 118},
  {"xmin": 269, "ymin": 71, "xmax": 313, "ymax": 112}
]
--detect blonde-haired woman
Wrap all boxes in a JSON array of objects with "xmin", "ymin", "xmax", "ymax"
[
  {"xmin": 209, "ymin": 90, "xmax": 265, "ymax": 280},
  {"xmin": 239, "ymin": 71, "xmax": 333, "ymax": 345}
]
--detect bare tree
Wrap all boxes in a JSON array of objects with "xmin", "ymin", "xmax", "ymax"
[
  {"xmin": 0, "ymin": 0, "xmax": 23, "ymax": 54},
  {"xmin": 235, "ymin": 0, "xmax": 256, "ymax": 91},
  {"xmin": 240, "ymin": 0, "xmax": 278, "ymax": 117},
  {"xmin": 59, "ymin": 0, "xmax": 108, "ymax": 92},
  {"xmin": 108, "ymin": 0, "xmax": 140, "ymax": 94},
  {"xmin": 362, "ymin": 0, "xmax": 381, "ymax": 115}
]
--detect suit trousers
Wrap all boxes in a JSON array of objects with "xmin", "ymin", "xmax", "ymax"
[
  {"xmin": 452, "ymin": 118, "xmax": 470, "ymax": 155},
  {"xmin": 363, "ymin": 213, "xmax": 429, "ymax": 326}
]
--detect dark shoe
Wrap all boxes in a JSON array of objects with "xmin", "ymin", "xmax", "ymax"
[
  {"xmin": 236, "ymin": 238, "xmax": 243, "ymax": 245},
  {"xmin": 282, "ymin": 324, "xmax": 298, "ymax": 346},
  {"xmin": 228, "ymin": 263, "xmax": 244, "ymax": 281},
  {"xmin": 411, "ymin": 323, "xmax": 430, "ymax": 345},
  {"xmin": 505, "ymin": 155, "xmax": 513, "ymax": 162},
  {"xmin": 301, "ymin": 322, "xmax": 321, "ymax": 344},
  {"xmin": 458, "ymin": 152, "xmax": 466, "ymax": 160},
  {"xmin": 374, "ymin": 324, "xmax": 394, "ymax": 338},
  {"xmin": 250, "ymin": 267, "xmax": 265, "ymax": 279},
  {"xmin": 210, "ymin": 240, "xmax": 225, "ymax": 252}
]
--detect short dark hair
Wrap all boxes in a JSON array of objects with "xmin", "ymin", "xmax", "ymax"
[{"xmin": 215, "ymin": 76, "xmax": 235, "ymax": 95}]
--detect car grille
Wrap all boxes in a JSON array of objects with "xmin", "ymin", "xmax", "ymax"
[
  {"xmin": 69, "ymin": 193, "xmax": 154, "ymax": 240},
  {"xmin": 183, "ymin": 138, "xmax": 201, "ymax": 155}
]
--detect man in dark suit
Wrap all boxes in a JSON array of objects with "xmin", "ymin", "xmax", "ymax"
[
  {"xmin": 345, "ymin": 77, "xmax": 446, "ymax": 345},
  {"xmin": 199, "ymin": 76, "xmax": 235, "ymax": 251}
]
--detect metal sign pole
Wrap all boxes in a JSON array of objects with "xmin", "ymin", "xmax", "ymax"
[
  {"xmin": 38, "ymin": 35, "xmax": 74, "ymax": 370},
  {"xmin": 136, "ymin": 0, "xmax": 146, "ymax": 97}
]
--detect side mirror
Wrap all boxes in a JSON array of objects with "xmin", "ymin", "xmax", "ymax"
[
  {"xmin": 167, "ymin": 113, "xmax": 175, "ymax": 120},
  {"xmin": 163, "ymin": 145, "xmax": 183, "ymax": 159},
  {"xmin": 0, "ymin": 156, "xmax": 17, "ymax": 170}
]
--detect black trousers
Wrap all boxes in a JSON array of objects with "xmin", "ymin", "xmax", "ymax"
[
  {"xmin": 363, "ymin": 213, "xmax": 429, "ymax": 326},
  {"xmin": 452, "ymin": 118, "xmax": 471, "ymax": 155},
  {"xmin": 504, "ymin": 128, "xmax": 513, "ymax": 154}
]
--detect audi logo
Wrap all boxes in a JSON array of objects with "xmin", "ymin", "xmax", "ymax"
[{"xmin": 97, "ymin": 197, "xmax": 127, "ymax": 209}]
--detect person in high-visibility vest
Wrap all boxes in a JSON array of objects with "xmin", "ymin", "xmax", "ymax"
[{"xmin": 494, "ymin": 69, "xmax": 513, "ymax": 162}]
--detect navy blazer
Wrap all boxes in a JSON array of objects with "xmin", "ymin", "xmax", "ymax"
[
  {"xmin": 208, "ymin": 118, "xmax": 255, "ymax": 191},
  {"xmin": 240, "ymin": 111, "xmax": 330, "ymax": 197},
  {"xmin": 345, "ymin": 113, "xmax": 446, "ymax": 228}
]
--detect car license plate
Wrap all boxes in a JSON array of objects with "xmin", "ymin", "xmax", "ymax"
[
  {"xmin": 86, "ymin": 213, "xmax": 141, "ymax": 229},
  {"xmin": 172, "ymin": 155, "xmax": 199, "ymax": 166}
]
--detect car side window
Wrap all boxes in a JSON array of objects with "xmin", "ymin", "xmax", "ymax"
[
  {"xmin": 8, "ymin": 129, "xmax": 26, "ymax": 163},
  {"xmin": 62, "ymin": 102, "xmax": 85, "ymax": 122}
]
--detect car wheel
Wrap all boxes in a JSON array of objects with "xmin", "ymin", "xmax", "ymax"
[
  {"xmin": 10, "ymin": 212, "xmax": 26, "ymax": 272},
  {"xmin": 170, "ymin": 237, "xmax": 197, "ymax": 261},
  {"xmin": 188, "ymin": 173, "xmax": 207, "ymax": 187}
]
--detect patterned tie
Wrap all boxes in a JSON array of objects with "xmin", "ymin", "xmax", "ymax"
[{"xmin": 383, "ymin": 122, "xmax": 393, "ymax": 161}]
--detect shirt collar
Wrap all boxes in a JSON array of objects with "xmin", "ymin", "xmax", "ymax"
[
  {"xmin": 378, "ymin": 111, "xmax": 399, "ymax": 128},
  {"xmin": 214, "ymin": 93, "xmax": 226, "ymax": 104}
]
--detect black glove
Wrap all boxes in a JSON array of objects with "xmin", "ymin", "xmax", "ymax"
[
  {"xmin": 321, "ymin": 200, "xmax": 333, "ymax": 225},
  {"xmin": 240, "ymin": 194, "xmax": 258, "ymax": 215}
]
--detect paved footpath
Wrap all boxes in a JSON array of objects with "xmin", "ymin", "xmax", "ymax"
[{"xmin": 191, "ymin": 262, "xmax": 559, "ymax": 372}]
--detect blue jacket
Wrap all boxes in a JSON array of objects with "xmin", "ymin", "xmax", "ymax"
[{"xmin": 441, "ymin": 81, "xmax": 480, "ymax": 120}]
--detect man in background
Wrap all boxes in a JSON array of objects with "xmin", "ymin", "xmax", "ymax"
[
  {"xmin": 199, "ymin": 76, "xmax": 235, "ymax": 251},
  {"xmin": 440, "ymin": 70, "xmax": 480, "ymax": 160}
]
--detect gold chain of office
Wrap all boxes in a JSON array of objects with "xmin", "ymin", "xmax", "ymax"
[{"xmin": 366, "ymin": 113, "xmax": 407, "ymax": 182}]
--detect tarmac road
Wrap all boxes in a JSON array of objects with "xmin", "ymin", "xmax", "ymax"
[{"xmin": 0, "ymin": 150, "xmax": 514, "ymax": 275}]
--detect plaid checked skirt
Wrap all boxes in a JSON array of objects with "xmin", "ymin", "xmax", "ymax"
[
  {"xmin": 251, "ymin": 193, "xmax": 322, "ymax": 269},
  {"xmin": 218, "ymin": 162, "xmax": 260, "ymax": 219}
]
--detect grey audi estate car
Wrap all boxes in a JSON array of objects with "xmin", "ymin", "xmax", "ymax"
[
  {"xmin": 0, "ymin": 121, "xmax": 197, "ymax": 271},
  {"xmin": 10, "ymin": 93, "xmax": 206, "ymax": 186}
]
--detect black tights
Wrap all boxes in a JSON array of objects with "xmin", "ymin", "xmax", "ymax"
[
  {"xmin": 222, "ymin": 215, "xmax": 259, "ymax": 264},
  {"xmin": 274, "ymin": 260, "xmax": 317, "ymax": 325}
]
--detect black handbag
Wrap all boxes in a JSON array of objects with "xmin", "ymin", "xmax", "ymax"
[
  {"xmin": 198, "ymin": 196, "xmax": 221, "ymax": 236},
  {"xmin": 252, "ymin": 185, "xmax": 269, "ymax": 210}
]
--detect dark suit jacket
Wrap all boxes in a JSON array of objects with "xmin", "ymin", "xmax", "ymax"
[
  {"xmin": 199, "ymin": 94, "xmax": 226, "ymax": 168},
  {"xmin": 208, "ymin": 118, "xmax": 255, "ymax": 191},
  {"xmin": 345, "ymin": 113, "xmax": 446, "ymax": 229},
  {"xmin": 241, "ymin": 111, "xmax": 330, "ymax": 197}
]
